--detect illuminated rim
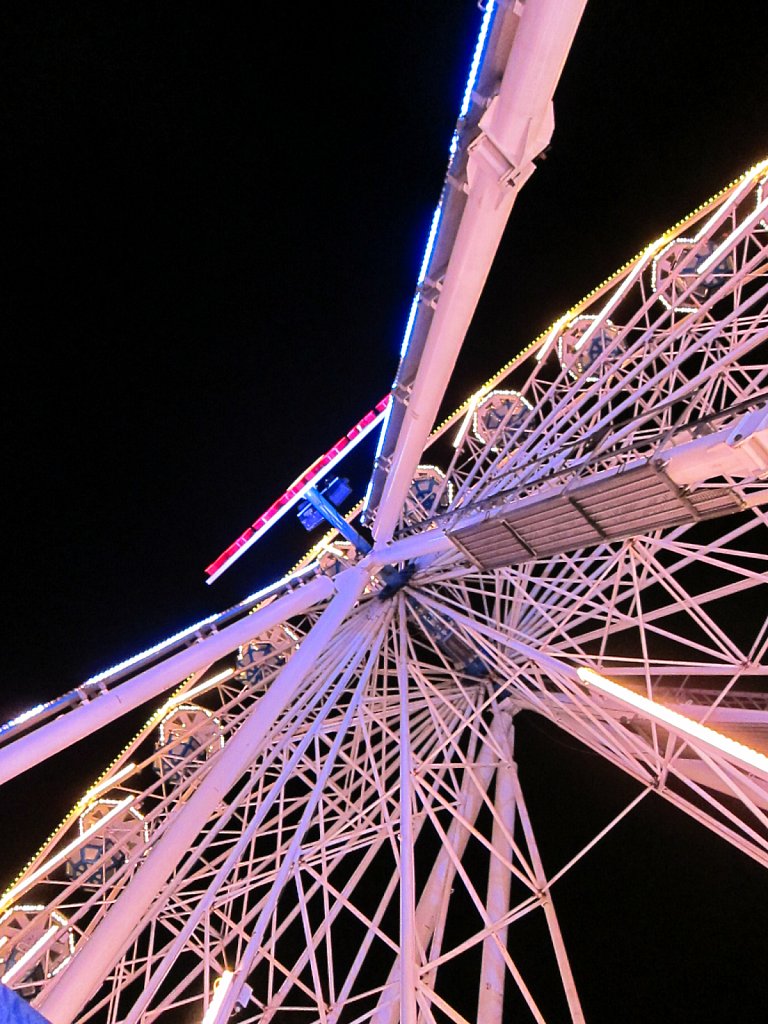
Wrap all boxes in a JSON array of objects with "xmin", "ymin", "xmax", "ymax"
[
  {"xmin": 471, "ymin": 388, "xmax": 534, "ymax": 447},
  {"xmin": 427, "ymin": 158, "xmax": 768, "ymax": 444},
  {"xmin": 82, "ymin": 615, "xmax": 220, "ymax": 690},
  {"xmin": 578, "ymin": 668, "xmax": 768, "ymax": 777},
  {"xmin": 0, "ymin": 701, "xmax": 58, "ymax": 738},
  {"xmin": 78, "ymin": 799, "xmax": 149, "ymax": 847},
  {"xmin": 156, "ymin": 704, "xmax": 225, "ymax": 755},
  {"xmin": 758, "ymin": 173, "xmax": 768, "ymax": 230}
]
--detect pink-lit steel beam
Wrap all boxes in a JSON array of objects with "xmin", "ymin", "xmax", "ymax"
[
  {"xmin": 205, "ymin": 396, "xmax": 390, "ymax": 583},
  {"xmin": 371, "ymin": 0, "xmax": 588, "ymax": 543}
]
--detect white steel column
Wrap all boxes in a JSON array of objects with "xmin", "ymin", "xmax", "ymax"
[
  {"xmin": 36, "ymin": 566, "xmax": 367, "ymax": 1024},
  {"xmin": 0, "ymin": 575, "xmax": 335, "ymax": 786},
  {"xmin": 396, "ymin": 596, "xmax": 419, "ymax": 1024},
  {"xmin": 202, "ymin": 616, "xmax": 390, "ymax": 1024},
  {"xmin": 477, "ymin": 711, "xmax": 517, "ymax": 1024}
]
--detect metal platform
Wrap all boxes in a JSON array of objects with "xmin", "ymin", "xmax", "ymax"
[{"xmin": 448, "ymin": 461, "xmax": 743, "ymax": 569}]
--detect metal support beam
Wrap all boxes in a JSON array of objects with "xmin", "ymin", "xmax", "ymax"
[
  {"xmin": 201, "ymin": 610, "xmax": 388, "ymax": 1024},
  {"xmin": 510, "ymin": 735, "xmax": 585, "ymax": 1022},
  {"xmin": 36, "ymin": 567, "xmax": 367, "ymax": 1024},
  {"xmin": 305, "ymin": 487, "xmax": 371, "ymax": 555},
  {"xmin": 477, "ymin": 711, "xmax": 518, "ymax": 1024},
  {"xmin": 372, "ymin": 0, "xmax": 588, "ymax": 543},
  {"xmin": 371, "ymin": 731, "xmax": 500, "ymax": 1024},
  {"xmin": 0, "ymin": 576, "xmax": 335, "ymax": 787},
  {"xmin": 396, "ymin": 596, "xmax": 419, "ymax": 1024}
]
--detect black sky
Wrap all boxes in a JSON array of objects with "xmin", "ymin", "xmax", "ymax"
[{"xmin": 3, "ymin": 3, "xmax": 768, "ymax": 1021}]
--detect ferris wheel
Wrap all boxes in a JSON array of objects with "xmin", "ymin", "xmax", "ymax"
[{"xmin": 1, "ymin": 2, "xmax": 767, "ymax": 1023}]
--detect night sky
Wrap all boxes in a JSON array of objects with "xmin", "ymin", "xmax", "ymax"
[{"xmin": 3, "ymin": 3, "xmax": 768, "ymax": 1021}]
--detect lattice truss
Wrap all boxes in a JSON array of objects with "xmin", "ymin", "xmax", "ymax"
[
  {"xmin": 422, "ymin": 163, "xmax": 768, "ymax": 526},
  {"xmin": 1, "ymin": 166, "xmax": 766, "ymax": 1022}
]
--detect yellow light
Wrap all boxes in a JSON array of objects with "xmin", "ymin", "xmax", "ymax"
[
  {"xmin": 201, "ymin": 970, "xmax": 234, "ymax": 1024},
  {"xmin": 1, "ymin": 680, "xmax": 192, "ymax": 907},
  {"xmin": 577, "ymin": 668, "xmax": 768, "ymax": 778}
]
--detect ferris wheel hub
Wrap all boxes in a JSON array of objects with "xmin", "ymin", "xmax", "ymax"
[{"xmin": 376, "ymin": 562, "xmax": 417, "ymax": 599}]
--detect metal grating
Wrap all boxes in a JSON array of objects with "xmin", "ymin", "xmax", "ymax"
[{"xmin": 448, "ymin": 462, "xmax": 743, "ymax": 569}]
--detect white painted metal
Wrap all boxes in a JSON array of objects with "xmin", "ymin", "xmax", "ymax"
[
  {"xmin": 665, "ymin": 403, "xmax": 768, "ymax": 485},
  {"xmin": 0, "ymin": 575, "xmax": 334, "ymax": 787},
  {"xmin": 372, "ymin": 0, "xmax": 588, "ymax": 543},
  {"xmin": 36, "ymin": 568, "xmax": 367, "ymax": 1024},
  {"xmin": 0, "ymin": 40, "xmax": 766, "ymax": 1024},
  {"xmin": 118, "ymin": 611, "xmax": 390, "ymax": 1024},
  {"xmin": 370, "ymin": 727, "xmax": 499, "ymax": 1024},
  {"xmin": 194, "ymin": 611, "xmax": 389, "ymax": 1024},
  {"xmin": 396, "ymin": 599, "xmax": 418, "ymax": 1024},
  {"xmin": 509, "ymin": 736, "xmax": 584, "ymax": 1023},
  {"xmin": 476, "ymin": 712, "xmax": 517, "ymax": 1024}
]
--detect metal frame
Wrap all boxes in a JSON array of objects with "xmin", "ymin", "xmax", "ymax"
[{"xmin": 0, "ymin": 8, "xmax": 766, "ymax": 1023}]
